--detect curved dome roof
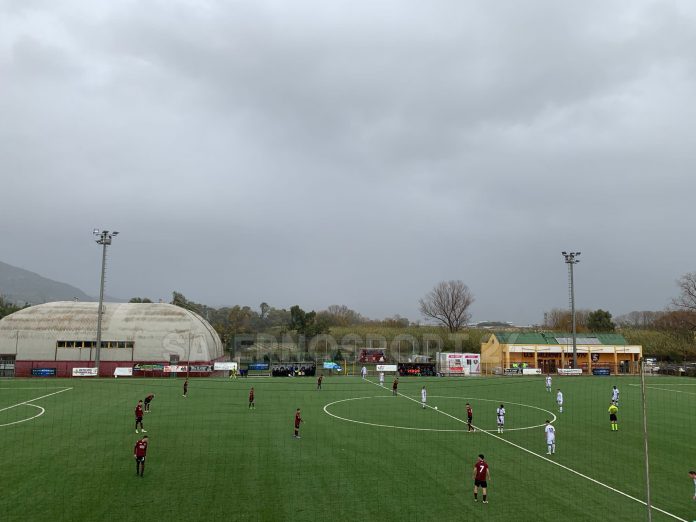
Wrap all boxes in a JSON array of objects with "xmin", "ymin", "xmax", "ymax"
[{"xmin": 0, "ymin": 301, "xmax": 223, "ymax": 361}]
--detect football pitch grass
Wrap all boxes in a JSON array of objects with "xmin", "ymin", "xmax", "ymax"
[{"xmin": 2, "ymin": 375, "xmax": 695, "ymax": 522}]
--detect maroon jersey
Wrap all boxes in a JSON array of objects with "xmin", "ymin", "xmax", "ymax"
[
  {"xmin": 145, "ymin": 394, "xmax": 154, "ymax": 402},
  {"xmin": 249, "ymin": 390, "xmax": 254, "ymax": 401},
  {"xmin": 318, "ymin": 375, "xmax": 323, "ymax": 384},
  {"xmin": 474, "ymin": 460, "xmax": 488, "ymax": 482},
  {"xmin": 134, "ymin": 439, "xmax": 148, "ymax": 457},
  {"xmin": 294, "ymin": 412, "xmax": 302, "ymax": 427},
  {"xmin": 466, "ymin": 406, "xmax": 473, "ymax": 419},
  {"xmin": 392, "ymin": 380, "xmax": 398, "ymax": 389},
  {"xmin": 135, "ymin": 405, "xmax": 143, "ymax": 418}
]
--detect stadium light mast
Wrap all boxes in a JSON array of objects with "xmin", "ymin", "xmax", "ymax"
[
  {"xmin": 94, "ymin": 229, "xmax": 118, "ymax": 374},
  {"xmin": 561, "ymin": 252, "xmax": 581, "ymax": 369}
]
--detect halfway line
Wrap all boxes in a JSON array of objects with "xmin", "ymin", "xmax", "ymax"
[{"xmin": 365, "ymin": 379, "xmax": 686, "ymax": 522}]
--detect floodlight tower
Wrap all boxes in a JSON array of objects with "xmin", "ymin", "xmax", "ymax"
[
  {"xmin": 94, "ymin": 229, "xmax": 118, "ymax": 374},
  {"xmin": 561, "ymin": 251, "xmax": 580, "ymax": 369}
]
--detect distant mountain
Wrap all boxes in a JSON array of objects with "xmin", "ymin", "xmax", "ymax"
[{"xmin": 0, "ymin": 260, "xmax": 92, "ymax": 305}]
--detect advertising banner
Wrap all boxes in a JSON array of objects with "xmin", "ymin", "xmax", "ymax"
[
  {"xmin": 163, "ymin": 365, "xmax": 188, "ymax": 373},
  {"xmin": 133, "ymin": 364, "xmax": 164, "ymax": 372},
  {"xmin": 522, "ymin": 368, "xmax": 542, "ymax": 375},
  {"xmin": 32, "ymin": 368, "xmax": 56, "ymax": 377},
  {"xmin": 592, "ymin": 368, "xmax": 611, "ymax": 376},
  {"xmin": 189, "ymin": 365, "xmax": 212, "ymax": 372},
  {"xmin": 214, "ymin": 362, "xmax": 238, "ymax": 371},
  {"xmin": 558, "ymin": 368, "xmax": 583, "ymax": 376},
  {"xmin": 504, "ymin": 368, "xmax": 523, "ymax": 375},
  {"xmin": 114, "ymin": 367, "xmax": 133, "ymax": 377},
  {"xmin": 437, "ymin": 353, "xmax": 481, "ymax": 375},
  {"xmin": 375, "ymin": 364, "xmax": 398, "ymax": 372},
  {"xmin": 72, "ymin": 367, "xmax": 98, "ymax": 377},
  {"xmin": 248, "ymin": 362, "xmax": 270, "ymax": 371}
]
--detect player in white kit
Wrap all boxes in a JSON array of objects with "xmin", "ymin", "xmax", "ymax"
[
  {"xmin": 496, "ymin": 404, "xmax": 506, "ymax": 433},
  {"xmin": 545, "ymin": 374, "xmax": 552, "ymax": 392},
  {"xmin": 421, "ymin": 386, "xmax": 427, "ymax": 409},
  {"xmin": 361, "ymin": 366, "xmax": 367, "ymax": 379},
  {"xmin": 556, "ymin": 389, "xmax": 563, "ymax": 413},
  {"xmin": 379, "ymin": 372, "xmax": 385, "ymax": 386},
  {"xmin": 545, "ymin": 420, "xmax": 556, "ymax": 455},
  {"xmin": 611, "ymin": 385, "xmax": 619, "ymax": 405}
]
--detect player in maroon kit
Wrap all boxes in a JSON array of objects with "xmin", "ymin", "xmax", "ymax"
[
  {"xmin": 248, "ymin": 387, "xmax": 255, "ymax": 409},
  {"xmin": 293, "ymin": 408, "xmax": 303, "ymax": 438},
  {"xmin": 472, "ymin": 454, "xmax": 490, "ymax": 503},
  {"xmin": 143, "ymin": 394, "xmax": 154, "ymax": 413},
  {"xmin": 134, "ymin": 435, "xmax": 149, "ymax": 477},
  {"xmin": 392, "ymin": 378, "xmax": 399, "ymax": 396},
  {"xmin": 135, "ymin": 400, "xmax": 146, "ymax": 433},
  {"xmin": 466, "ymin": 402, "xmax": 474, "ymax": 432},
  {"xmin": 183, "ymin": 378, "xmax": 188, "ymax": 398},
  {"xmin": 317, "ymin": 373, "xmax": 323, "ymax": 390}
]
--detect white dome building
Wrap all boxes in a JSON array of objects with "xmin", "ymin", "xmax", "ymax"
[{"xmin": 0, "ymin": 302, "xmax": 224, "ymax": 377}]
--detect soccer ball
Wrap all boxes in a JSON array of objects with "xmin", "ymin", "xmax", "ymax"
[{"xmin": 434, "ymin": 406, "xmax": 438, "ymax": 410}]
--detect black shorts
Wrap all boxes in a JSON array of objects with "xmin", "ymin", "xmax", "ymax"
[
  {"xmin": 136, "ymin": 416, "xmax": 143, "ymax": 423},
  {"xmin": 144, "ymin": 399, "xmax": 151, "ymax": 404},
  {"xmin": 135, "ymin": 456, "xmax": 146, "ymax": 463},
  {"xmin": 474, "ymin": 480, "xmax": 487, "ymax": 488},
  {"xmin": 609, "ymin": 413, "xmax": 617, "ymax": 421},
  {"xmin": 468, "ymin": 417, "xmax": 473, "ymax": 423}
]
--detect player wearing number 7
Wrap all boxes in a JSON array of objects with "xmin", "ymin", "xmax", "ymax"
[{"xmin": 472, "ymin": 454, "xmax": 490, "ymax": 504}]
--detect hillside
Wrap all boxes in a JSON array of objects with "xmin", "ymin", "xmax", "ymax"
[{"xmin": 0, "ymin": 260, "xmax": 92, "ymax": 305}]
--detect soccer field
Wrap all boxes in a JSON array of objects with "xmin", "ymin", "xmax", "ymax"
[{"xmin": 2, "ymin": 375, "xmax": 695, "ymax": 522}]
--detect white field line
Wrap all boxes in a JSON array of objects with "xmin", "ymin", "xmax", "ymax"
[
  {"xmin": 366, "ymin": 379, "xmax": 686, "ymax": 522},
  {"xmin": 0, "ymin": 387, "xmax": 73, "ymax": 414},
  {"xmin": 0, "ymin": 387, "xmax": 72, "ymax": 390},
  {"xmin": 0, "ymin": 404, "xmax": 45, "ymax": 427},
  {"xmin": 628, "ymin": 384, "xmax": 696, "ymax": 396},
  {"xmin": 642, "ymin": 383, "xmax": 696, "ymax": 386}
]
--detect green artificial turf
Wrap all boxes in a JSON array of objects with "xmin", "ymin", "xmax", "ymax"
[{"xmin": 1, "ymin": 375, "xmax": 695, "ymax": 521}]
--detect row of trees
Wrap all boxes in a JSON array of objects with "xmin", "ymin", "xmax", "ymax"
[
  {"xmin": 123, "ymin": 272, "xmax": 696, "ymax": 358},
  {"xmin": 0, "ymin": 296, "xmax": 22, "ymax": 320}
]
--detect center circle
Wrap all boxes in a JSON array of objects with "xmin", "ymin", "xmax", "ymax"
[{"xmin": 323, "ymin": 395, "xmax": 556, "ymax": 433}]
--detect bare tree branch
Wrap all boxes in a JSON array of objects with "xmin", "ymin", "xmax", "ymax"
[
  {"xmin": 419, "ymin": 280, "xmax": 474, "ymax": 333},
  {"xmin": 673, "ymin": 272, "xmax": 696, "ymax": 313}
]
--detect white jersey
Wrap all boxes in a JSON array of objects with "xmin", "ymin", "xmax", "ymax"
[
  {"xmin": 421, "ymin": 389, "xmax": 427, "ymax": 402},
  {"xmin": 379, "ymin": 372, "xmax": 384, "ymax": 383},
  {"xmin": 545, "ymin": 376, "xmax": 552, "ymax": 387},
  {"xmin": 496, "ymin": 407, "xmax": 505, "ymax": 424},
  {"xmin": 611, "ymin": 388, "xmax": 619, "ymax": 402},
  {"xmin": 545, "ymin": 424, "xmax": 556, "ymax": 442},
  {"xmin": 556, "ymin": 391, "xmax": 563, "ymax": 405},
  {"xmin": 361, "ymin": 367, "xmax": 367, "ymax": 377}
]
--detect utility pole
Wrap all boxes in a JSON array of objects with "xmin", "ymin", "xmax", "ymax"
[
  {"xmin": 94, "ymin": 229, "xmax": 118, "ymax": 375},
  {"xmin": 562, "ymin": 252, "xmax": 581, "ymax": 369}
]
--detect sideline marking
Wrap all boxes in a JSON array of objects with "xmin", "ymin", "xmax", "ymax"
[
  {"xmin": 628, "ymin": 384, "xmax": 696, "ymax": 396},
  {"xmin": 0, "ymin": 387, "xmax": 72, "ymax": 391},
  {"xmin": 0, "ymin": 404, "xmax": 45, "ymax": 427},
  {"xmin": 366, "ymin": 379, "xmax": 686, "ymax": 522},
  {"xmin": 323, "ymin": 395, "xmax": 556, "ymax": 433},
  {"xmin": 0, "ymin": 387, "xmax": 72, "ymax": 416}
]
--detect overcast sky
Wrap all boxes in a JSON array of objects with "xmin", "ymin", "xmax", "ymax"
[{"xmin": 1, "ymin": 1, "xmax": 695, "ymax": 325}]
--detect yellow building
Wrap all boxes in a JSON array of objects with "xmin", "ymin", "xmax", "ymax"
[{"xmin": 480, "ymin": 332, "xmax": 642, "ymax": 375}]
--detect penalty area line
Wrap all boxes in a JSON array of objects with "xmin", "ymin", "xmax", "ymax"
[
  {"xmin": 0, "ymin": 387, "xmax": 73, "ymax": 414},
  {"xmin": 365, "ymin": 379, "xmax": 686, "ymax": 522}
]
